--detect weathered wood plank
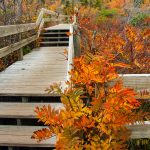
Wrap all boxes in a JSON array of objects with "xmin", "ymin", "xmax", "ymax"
[
  {"xmin": 0, "ymin": 92, "xmax": 60, "ymax": 97},
  {"xmin": 0, "ymin": 103, "xmax": 62, "ymax": 118},
  {"xmin": 45, "ymin": 24, "xmax": 70, "ymax": 30},
  {"xmin": 44, "ymin": 16, "xmax": 70, "ymax": 23},
  {"xmin": 128, "ymin": 123, "xmax": 150, "ymax": 139},
  {"xmin": 118, "ymin": 74, "xmax": 150, "ymax": 99},
  {"xmin": 0, "ymin": 125, "xmax": 55, "ymax": 147},
  {"xmin": 36, "ymin": 8, "xmax": 69, "ymax": 27},
  {"xmin": 0, "ymin": 47, "xmax": 67, "ymax": 96},
  {"xmin": 0, "ymin": 35, "xmax": 37, "ymax": 58},
  {"xmin": 0, "ymin": 123, "xmax": 149, "ymax": 148},
  {"xmin": 0, "ymin": 23, "xmax": 36, "ymax": 38},
  {"xmin": 120, "ymin": 74, "xmax": 150, "ymax": 90}
]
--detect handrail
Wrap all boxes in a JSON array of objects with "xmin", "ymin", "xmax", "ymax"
[
  {"xmin": 67, "ymin": 24, "xmax": 74, "ymax": 81},
  {"xmin": 36, "ymin": 8, "xmax": 58, "ymax": 26},
  {"xmin": 0, "ymin": 35, "xmax": 37, "ymax": 58},
  {"xmin": 0, "ymin": 8, "xmax": 71, "ymax": 59},
  {"xmin": 0, "ymin": 23, "xmax": 36, "ymax": 38},
  {"xmin": 0, "ymin": 8, "xmax": 70, "ymax": 38},
  {"xmin": 66, "ymin": 14, "xmax": 78, "ymax": 82},
  {"xmin": 36, "ymin": 8, "xmax": 70, "ymax": 37}
]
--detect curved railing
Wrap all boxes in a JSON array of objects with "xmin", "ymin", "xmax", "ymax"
[{"xmin": 0, "ymin": 8, "xmax": 71, "ymax": 60}]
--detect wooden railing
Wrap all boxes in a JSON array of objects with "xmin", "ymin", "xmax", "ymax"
[
  {"xmin": 0, "ymin": 8, "xmax": 70, "ymax": 60},
  {"xmin": 67, "ymin": 24, "xmax": 74, "ymax": 81},
  {"xmin": 0, "ymin": 7, "xmax": 149, "ymax": 141},
  {"xmin": 36, "ymin": 8, "xmax": 70, "ymax": 36}
]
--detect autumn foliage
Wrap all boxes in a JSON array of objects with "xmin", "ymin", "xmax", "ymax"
[
  {"xmin": 31, "ymin": 2, "xmax": 149, "ymax": 149},
  {"xmin": 77, "ymin": 7, "xmax": 150, "ymax": 73},
  {"xmin": 32, "ymin": 52, "xmax": 147, "ymax": 149}
]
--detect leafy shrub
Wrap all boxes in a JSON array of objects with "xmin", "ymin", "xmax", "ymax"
[
  {"xmin": 99, "ymin": 8, "xmax": 117, "ymax": 19},
  {"xmin": 32, "ymin": 53, "xmax": 147, "ymax": 149},
  {"xmin": 130, "ymin": 13, "xmax": 149, "ymax": 26}
]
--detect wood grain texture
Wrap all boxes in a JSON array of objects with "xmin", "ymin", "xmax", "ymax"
[
  {"xmin": 45, "ymin": 24, "xmax": 70, "ymax": 30},
  {"xmin": 119, "ymin": 74, "xmax": 150, "ymax": 90},
  {"xmin": 0, "ymin": 35, "xmax": 37, "ymax": 58},
  {"xmin": 0, "ymin": 124, "xmax": 149, "ymax": 148},
  {"xmin": 0, "ymin": 47, "xmax": 68, "ymax": 96},
  {"xmin": 0, "ymin": 103, "xmax": 63, "ymax": 118},
  {"xmin": 0, "ymin": 125, "xmax": 55, "ymax": 147},
  {"xmin": 0, "ymin": 23, "xmax": 36, "ymax": 38},
  {"xmin": 127, "ymin": 124, "xmax": 150, "ymax": 139}
]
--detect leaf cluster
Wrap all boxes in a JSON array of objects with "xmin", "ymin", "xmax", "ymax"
[{"xmin": 32, "ymin": 53, "xmax": 147, "ymax": 149}]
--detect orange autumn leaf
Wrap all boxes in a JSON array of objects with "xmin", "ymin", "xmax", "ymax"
[
  {"xmin": 113, "ymin": 62, "xmax": 131, "ymax": 68},
  {"xmin": 66, "ymin": 32, "xmax": 72, "ymax": 36},
  {"xmin": 31, "ymin": 128, "xmax": 52, "ymax": 142},
  {"xmin": 75, "ymin": 115, "xmax": 95, "ymax": 130}
]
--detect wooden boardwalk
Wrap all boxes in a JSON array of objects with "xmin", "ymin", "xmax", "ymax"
[
  {"xmin": 0, "ymin": 103, "xmax": 63, "ymax": 118},
  {"xmin": 45, "ymin": 24, "xmax": 70, "ymax": 30},
  {"xmin": 0, "ymin": 7, "xmax": 149, "ymax": 148},
  {"xmin": 0, "ymin": 47, "xmax": 68, "ymax": 96},
  {"xmin": 0, "ymin": 125, "xmax": 55, "ymax": 147}
]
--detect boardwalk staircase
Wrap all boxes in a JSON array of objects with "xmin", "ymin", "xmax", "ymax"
[
  {"xmin": 0, "ymin": 8, "xmax": 149, "ymax": 150},
  {"xmin": 40, "ymin": 27, "xmax": 69, "ymax": 47}
]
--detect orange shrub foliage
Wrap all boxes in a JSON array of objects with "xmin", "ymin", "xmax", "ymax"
[
  {"xmin": 77, "ymin": 12, "xmax": 150, "ymax": 73},
  {"xmin": 32, "ymin": 53, "xmax": 147, "ymax": 149}
]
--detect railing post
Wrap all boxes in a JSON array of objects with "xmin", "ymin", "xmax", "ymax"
[
  {"xmin": 73, "ymin": 12, "xmax": 81, "ymax": 57},
  {"xmin": 18, "ymin": 33, "xmax": 23, "ymax": 61}
]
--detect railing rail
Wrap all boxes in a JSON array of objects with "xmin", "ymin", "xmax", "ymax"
[
  {"xmin": 0, "ymin": 23, "xmax": 36, "ymax": 38},
  {"xmin": 36, "ymin": 8, "xmax": 70, "ymax": 37},
  {"xmin": 67, "ymin": 24, "xmax": 74, "ymax": 81},
  {"xmin": 0, "ymin": 8, "xmax": 70, "ymax": 59}
]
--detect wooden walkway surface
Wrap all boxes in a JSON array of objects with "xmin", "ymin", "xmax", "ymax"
[
  {"xmin": 0, "ymin": 47, "xmax": 68, "ymax": 96},
  {"xmin": 0, "ymin": 125, "xmax": 55, "ymax": 147},
  {"xmin": 45, "ymin": 24, "xmax": 70, "ymax": 30},
  {"xmin": 0, "ymin": 103, "xmax": 63, "ymax": 118}
]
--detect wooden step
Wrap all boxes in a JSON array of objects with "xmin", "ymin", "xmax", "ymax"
[
  {"xmin": 40, "ymin": 41, "xmax": 69, "ymax": 44},
  {"xmin": 40, "ymin": 37, "xmax": 69, "ymax": 39},
  {"xmin": 0, "ymin": 103, "xmax": 63, "ymax": 119},
  {"xmin": 41, "ymin": 37, "xmax": 69, "ymax": 42},
  {"xmin": 45, "ymin": 30, "xmax": 69, "ymax": 33},
  {"xmin": 41, "ymin": 32, "xmax": 67, "ymax": 35},
  {"xmin": 0, "ymin": 124, "xmax": 149, "ymax": 148},
  {"xmin": 40, "ymin": 41, "xmax": 69, "ymax": 47},
  {"xmin": 0, "ymin": 125, "xmax": 55, "ymax": 147}
]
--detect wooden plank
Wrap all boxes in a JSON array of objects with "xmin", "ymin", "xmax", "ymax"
[
  {"xmin": 120, "ymin": 74, "xmax": 150, "ymax": 90},
  {"xmin": 36, "ymin": 8, "xmax": 57, "ymax": 26},
  {"xmin": 41, "ymin": 32, "xmax": 67, "ymax": 34},
  {"xmin": 18, "ymin": 34, "xmax": 23, "ymax": 61},
  {"xmin": 45, "ymin": 24, "xmax": 70, "ymax": 30},
  {"xmin": 0, "ymin": 23, "xmax": 36, "ymax": 38},
  {"xmin": 0, "ymin": 81, "xmax": 66, "ymax": 86},
  {"xmin": 0, "ymin": 125, "xmax": 55, "ymax": 147},
  {"xmin": 118, "ymin": 74, "xmax": 150, "ymax": 99},
  {"xmin": 0, "ymin": 35, "xmax": 37, "ymax": 58},
  {"xmin": 36, "ymin": 8, "xmax": 69, "ymax": 26},
  {"xmin": 0, "ymin": 123, "xmax": 149, "ymax": 148},
  {"xmin": 0, "ymin": 103, "xmax": 62, "ymax": 118},
  {"xmin": 0, "ymin": 46, "xmax": 67, "ymax": 97},
  {"xmin": 67, "ymin": 24, "xmax": 74, "ymax": 81},
  {"xmin": 40, "ymin": 41, "xmax": 69, "ymax": 44},
  {"xmin": 127, "ymin": 123, "xmax": 150, "ymax": 139},
  {"xmin": 0, "ymin": 92, "xmax": 60, "ymax": 97},
  {"xmin": 41, "ymin": 37, "xmax": 69, "ymax": 39}
]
